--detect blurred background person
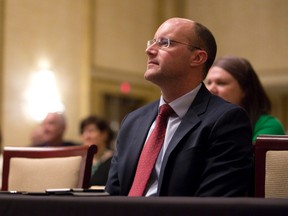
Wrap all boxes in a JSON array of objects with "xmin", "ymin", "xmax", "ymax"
[
  {"xmin": 205, "ymin": 56, "xmax": 286, "ymax": 142},
  {"xmin": 30, "ymin": 125, "xmax": 45, "ymax": 146},
  {"xmin": 33, "ymin": 112, "xmax": 78, "ymax": 147},
  {"xmin": 80, "ymin": 115, "xmax": 114, "ymax": 186}
]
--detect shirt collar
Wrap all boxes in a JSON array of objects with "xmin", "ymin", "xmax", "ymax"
[{"xmin": 159, "ymin": 83, "xmax": 202, "ymax": 118}]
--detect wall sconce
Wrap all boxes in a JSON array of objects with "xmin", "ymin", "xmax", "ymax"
[{"xmin": 25, "ymin": 69, "xmax": 65, "ymax": 122}]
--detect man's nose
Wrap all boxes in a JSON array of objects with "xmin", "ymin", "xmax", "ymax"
[{"xmin": 145, "ymin": 43, "xmax": 158, "ymax": 56}]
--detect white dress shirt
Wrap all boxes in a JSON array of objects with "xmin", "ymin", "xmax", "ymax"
[{"xmin": 145, "ymin": 83, "xmax": 202, "ymax": 196}]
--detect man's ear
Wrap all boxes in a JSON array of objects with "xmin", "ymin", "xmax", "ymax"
[{"xmin": 190, "ymin": 50, "xmax": 208, "ymax": 66}]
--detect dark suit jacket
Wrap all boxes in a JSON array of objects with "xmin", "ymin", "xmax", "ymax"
[{"xmin": 106, "ymin": 84, "xmax": 253, "ymax": 196}]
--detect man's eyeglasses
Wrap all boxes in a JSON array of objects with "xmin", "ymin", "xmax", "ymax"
[{"xmin": 147, "ymin": 37, "xmax": 202, "ymax": 50}]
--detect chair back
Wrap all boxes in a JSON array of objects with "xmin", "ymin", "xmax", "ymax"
[
  {"xmin": 1, "ymin": 144, "xmax": 97, "ymax": 192},
  {"xmin": 254, "ymin": 135, "xmax": 288, "ymax": 198}
]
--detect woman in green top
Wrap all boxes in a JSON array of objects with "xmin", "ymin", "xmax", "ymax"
[{"xmin": 205, "ymin": 56, "xmax": 285, "ymax": 142}]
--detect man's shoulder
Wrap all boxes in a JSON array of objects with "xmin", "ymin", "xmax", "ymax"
[
  {"xmin": 62, "ymin": 141, "xmax": 80, "ymax": 147},
  {"xmin": 33, "ymin": 141, "xmax": 80, "ymax": 147},
  {"xmin": 208, "ymin": 94, "xmax": 247, "ymax": 118},
  {"xmin": 194, "ymin": 85, "xmax": 244, "ymax": 115}
]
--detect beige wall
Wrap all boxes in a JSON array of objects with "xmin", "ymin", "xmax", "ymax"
[
  {"xmin": 1, "ymin": 0, "xmax": 287, "ymax": 147},
  {"xmin": 1, "ymin": 0, "xmax": 91, "ymax": 146},
  {"xmin": 0, "ymin": 0, "xmax": 4, "ymax": 143},
  {"xmin": 184, "ymin": 0, "xmax": 288, "ymax": 127},
  {"xmin": 185, "ymin": 0, "xmax": 288, "ymax": 75}
]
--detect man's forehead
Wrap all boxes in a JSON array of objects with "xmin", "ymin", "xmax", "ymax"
[
  {"xmin": 44, "ymin": 113, "xmax": 63, "ymax": 123},
  {"xmin": 155, "ymin": 20, "xmax": 195, "ymax": 40}
]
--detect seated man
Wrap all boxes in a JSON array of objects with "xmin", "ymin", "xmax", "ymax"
[
  {"xmin": 32, "ymin": 112, "xmax": 77, "ymax": 147},
  {"xmin": 106, "ymin": 17, "xmax": 254, "ymax": 197}
]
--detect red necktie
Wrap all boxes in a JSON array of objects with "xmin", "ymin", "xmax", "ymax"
[{"xmin": 128, "ymin": 104, "xmax": 174, "ymax": 196}]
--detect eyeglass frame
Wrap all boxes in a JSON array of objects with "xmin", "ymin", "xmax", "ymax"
[{"xmin": 147, "ymin": 37, "xmax": 202, "ymax": 50}]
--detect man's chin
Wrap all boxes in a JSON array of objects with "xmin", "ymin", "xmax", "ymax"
[
  {"xmin": 144, "ymin": 69, "xmax": 157, "ymax": 80},
  {"xmin": 144, "ymin": 73, "xmax": 152, "ymax": 81},
  {"xmin": 144, "ymin": 71, "xmax": 162, "ymax": 85}
]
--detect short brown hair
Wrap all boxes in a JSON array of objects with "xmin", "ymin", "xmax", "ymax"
[{"xmin": 193, "ymin": 22, "xmax": 217, "ymax": 78}]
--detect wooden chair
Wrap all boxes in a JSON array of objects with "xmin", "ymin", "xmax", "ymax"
[
  {"xmin": 1, "ymin": 144, "xmax": 97, "ymax": 192},
  {"xmin": 254, "ymin": 135, "xmax": 288, "ymax": 198}
]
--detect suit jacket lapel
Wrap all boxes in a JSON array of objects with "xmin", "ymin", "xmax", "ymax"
[
  {"xmin": 124, "ymin": 101, "xmax": 159, "ymax": 189},
  {"xmin": 157, "ymin": 85, "xmax": 211, "ymax": 193},
  {"xmin": 132, "ymin": 101, "xmax": 159, "ymax": 154}
]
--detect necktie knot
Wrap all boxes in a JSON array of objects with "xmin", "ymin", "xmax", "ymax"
[{"xmin": 159, "ymin": 104, "xmax": 174, "ymax": 120}]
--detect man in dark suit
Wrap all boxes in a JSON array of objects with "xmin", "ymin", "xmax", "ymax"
[{"xmin": 105, "ymin": 18, "xmax": 253, "ymax": 196}]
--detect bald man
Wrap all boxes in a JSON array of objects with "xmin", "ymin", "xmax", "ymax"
[
  {"xmin": 33, "ymin": 112, "xmax": 78, "ymax": 147},
  {"xmin": 106, "ymin": 18, "xmax": 253, "ymax": 197}
]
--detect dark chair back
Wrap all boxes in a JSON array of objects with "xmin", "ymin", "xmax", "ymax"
[{"xmin": 254, "ymin": 135, "xmax": 288, "ymax": 198}]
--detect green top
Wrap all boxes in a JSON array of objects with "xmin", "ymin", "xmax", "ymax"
[{"xmin": 253, "ymin": 114, "xmax": 286, "ymax": 141}]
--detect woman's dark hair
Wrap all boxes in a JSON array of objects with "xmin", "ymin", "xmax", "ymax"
[
  {"xmin": 80, "ymin": 115, "xmax": 114, "ymax": 148},
  {"xmin": 212, "ymin": 56, "xmax": 271, "ymax": 129}
]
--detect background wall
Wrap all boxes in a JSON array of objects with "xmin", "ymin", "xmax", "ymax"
[
  {"xmin": 0, "ymin": 0, "xmax": 4, "ymax": 143},
  {"xmin": 0, "ymin": 0, "xmax": 287, "ymax": 147},
  {"xmin": 1, "ymin": 0, "xmax": 91, "ymax": 146},
  {"xmin": 184, "ymin": 0, "xmax": 288, "ymax": 128}
]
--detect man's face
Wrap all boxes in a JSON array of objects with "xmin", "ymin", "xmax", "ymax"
[
  {"xmin": 144, "ymin": 19, "xmax": 195, "ymax": 87},
  {"xmin": 42, "ymin": 113, "xmax": 65, "ymax": 143}
]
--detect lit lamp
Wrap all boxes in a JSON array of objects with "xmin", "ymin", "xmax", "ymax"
[{"xmin": 25, "ymin": 69, "xmax": 65, "ymax": 122}]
